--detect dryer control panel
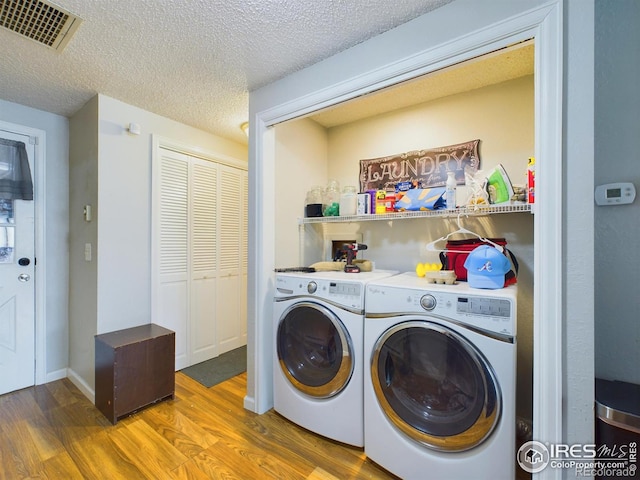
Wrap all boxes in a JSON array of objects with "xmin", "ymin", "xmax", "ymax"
[
  {"xmin": 275, "ymin": 274, "xmax": 366, "ymax": 310},
  {"xmin": 366, "ymin": 275, "xmax": 517, "ymax": 337}
]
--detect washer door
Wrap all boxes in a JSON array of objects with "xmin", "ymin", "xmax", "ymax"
[
  {"xmin": 277, "ymin": 302, "xmax": 354, "ymax": 398},
  {"xmin": 370, "ymin": 320, "xmax": 501, "ymax": 451}
]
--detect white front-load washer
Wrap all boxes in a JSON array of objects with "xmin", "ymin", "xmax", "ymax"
[
  {"xmin": 364, "ymin": 272, "xmax": 517, "ymax": 479},
  {"xmin": 273, "ymin": 269, "xmax": 397, "ymax": 447}
]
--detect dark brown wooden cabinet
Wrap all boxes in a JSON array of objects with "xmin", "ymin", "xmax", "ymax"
[{"xmin": 95, "ymin": 323, "xmax": 175, "ymax": 424}]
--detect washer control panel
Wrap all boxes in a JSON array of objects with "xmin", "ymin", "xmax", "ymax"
[{"xmin": 456, "ymin": 296, "xmax": 511, "ymax": 318}]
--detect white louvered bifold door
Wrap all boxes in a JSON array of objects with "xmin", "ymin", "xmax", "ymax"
[
  {"xmin": 190, "ymin": 158, "xmax": 218, "ymax": 364},
  {"xmin": 240, "ymin": 170, "xmax": 248, "ymax": 343},
  {"xmin": 216, "ymin": 164, "xmax": 245, "ymax": 354},
  {"xmin": 153, "ymin": 149, "xmax": 190, "ymax": 369},
  {"xmin": 153, "ymin": 148, "xmax": 248, "ymax": 369}
]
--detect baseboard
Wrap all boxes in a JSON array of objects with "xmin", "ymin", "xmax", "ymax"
[
  {"xmin": 243, "ymin": 394, "xmax": 256, "ymax": 412},
  {"xmin": 43, "ymin": 368, "xmax": 67, "ymax": 384},
  {"xmin": 66, "ymin": 368, "xmax": 95, "ymax": 404}
]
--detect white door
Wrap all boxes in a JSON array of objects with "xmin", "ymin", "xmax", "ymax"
[{"xmin": 0, "ymin": 130, "xmax": 35, "ymax": 395}]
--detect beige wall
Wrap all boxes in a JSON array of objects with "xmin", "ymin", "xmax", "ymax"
[
  {"xmin": 68, "ymin": 96, "xmax": 100, "ymax": 389},
  {"xmin": 326, "ymin": 75, "xmax": 534, "ymax": 195},
  {"xmin": 279, "ymin": 76, "xmax": 535, "ymax": 268},
  {"xmin": 274, "ymin": 118, "xmax": 328, "ymax": 267}
]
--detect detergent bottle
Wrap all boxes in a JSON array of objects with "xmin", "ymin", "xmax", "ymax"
[{"xmin": 445, "ymin": 171, "xmax": 457, "ymax": 209}]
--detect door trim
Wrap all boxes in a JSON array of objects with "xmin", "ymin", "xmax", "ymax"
[{"xmin": 0, "ymin": 120, "xmax": 46, "ymax": 386}]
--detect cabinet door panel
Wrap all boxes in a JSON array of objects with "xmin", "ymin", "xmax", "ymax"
[
  {"xmin": 219, "ymin": 165, "xmax": 242, "ymax": 273},
  {"xmin": 216, "ymin": 274, "xmax": 242, "ymax": 354},
  {"xmin": 191, "ymin": 276, "xmax": 217, "ymax": 364}
]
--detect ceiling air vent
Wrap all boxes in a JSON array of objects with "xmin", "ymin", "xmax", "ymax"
[{"xmin": 0, "ymin": 0, "xmax": 82, "ymax": 51}]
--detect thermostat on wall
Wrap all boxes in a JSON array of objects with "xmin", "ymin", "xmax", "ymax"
[{"xmin": 594, "ymin": 182, "xmax": 636, "ymax": 206}]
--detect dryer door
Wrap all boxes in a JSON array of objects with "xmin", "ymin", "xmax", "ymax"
[
  {"xmin": 277, "ymin": 301, "xmax": 354, "ymax": 398},
  {"xmin": 370, "ymin": 320, "xmax": 500, "ymax": 451}
]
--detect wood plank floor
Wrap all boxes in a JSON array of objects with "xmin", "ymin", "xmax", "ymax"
[{"xmin": 0, "ymin": 373, "xmax": 398, "ymax": 479}]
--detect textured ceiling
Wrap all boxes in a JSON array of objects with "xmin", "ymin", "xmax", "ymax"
[
  {"xmin": 310, "ymin": 42, "xmax": 534, "ymax": 127},
  {"xmin": 0, "ymin": 0, "xmax": 453, "ymax": 145}
]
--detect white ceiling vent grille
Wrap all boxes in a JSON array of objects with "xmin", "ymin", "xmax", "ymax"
[{"xmin": 0, "ymin": 0, "xmax": 82, "ymax": 51}]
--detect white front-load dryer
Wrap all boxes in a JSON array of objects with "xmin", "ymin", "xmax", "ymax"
[
  {"xmin": 364, "ymin": 273, "xmax": 517, "ymax": 479},
  {"xmin": 273, "ymin": 270, "xmax": 397, "ymax": 447}
]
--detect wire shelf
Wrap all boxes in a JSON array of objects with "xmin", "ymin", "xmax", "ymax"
[{"xmin": 299, "ymin": 203, "xmax": 532, "ymax": 224}]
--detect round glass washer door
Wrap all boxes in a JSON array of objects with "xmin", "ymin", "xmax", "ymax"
[
  {"xmin": 370, "ymin": 320, "xmax": 501, "ymax": 452},
  {"xmin": 277, "ymin": 302, "xmax": 354, "ymax": 398}
]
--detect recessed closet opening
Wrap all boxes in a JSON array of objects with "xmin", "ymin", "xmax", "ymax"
[
  {"xmin": 272, "ymin": 39, "xmax": 535, "ymax": 467},
  {"xmin": 249, "ymin": 5, "xmax": 564, "ymax": 471}
]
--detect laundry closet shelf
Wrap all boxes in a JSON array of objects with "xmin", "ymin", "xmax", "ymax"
[{"xmin": 299, "ymin": 203, "xmax": 532, "ymax": 224}]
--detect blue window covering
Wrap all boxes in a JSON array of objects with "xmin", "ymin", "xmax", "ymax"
[{"xmin": 0, "ymin": 138, "xmax": 33, "ymax": 200}]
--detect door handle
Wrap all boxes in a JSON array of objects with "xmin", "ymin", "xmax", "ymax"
[{"xmin": 18, "ymin": 273, "xmax": 31, "ymax": 282}]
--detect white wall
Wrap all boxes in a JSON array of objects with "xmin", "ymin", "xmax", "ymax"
[
  {"xmin": 0, "ymin": 98, "xmax": 69, "ymax": 381},
  {"xmin": 68, "ymin": 94, "xmax": 248, "ymax": 393},
  {"xmin": 564, "ymin": 0, "xmax": 596, "ymax": 448},
  {"xmin": 594, "ymin": 0, "xmax": 640, "ymax": 385},
  {"xmin": 97, "ymin": 95, "xmax": 248, "ymax": 335}
]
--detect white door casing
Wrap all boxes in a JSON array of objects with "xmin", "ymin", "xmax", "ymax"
[{"xmin": 0, "ymin": 130, "xmax": 35, "ymax": 395}]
